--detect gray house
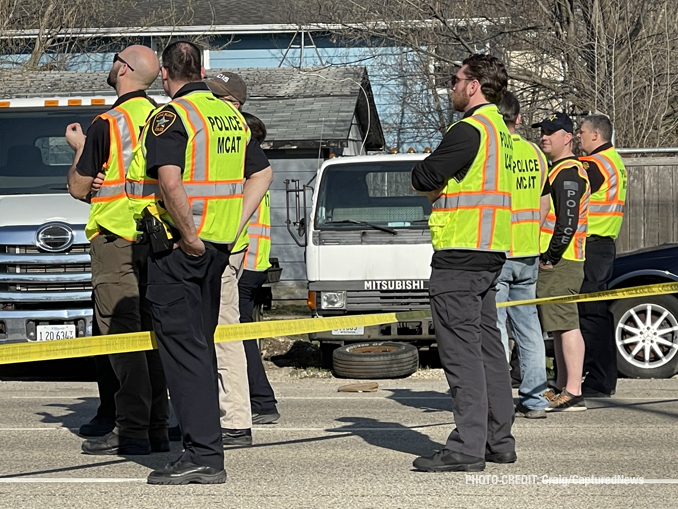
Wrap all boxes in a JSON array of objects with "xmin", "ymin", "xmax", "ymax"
[{"xmin": 0, "ymin": 66, "xmax": 385, "ymax": 299}]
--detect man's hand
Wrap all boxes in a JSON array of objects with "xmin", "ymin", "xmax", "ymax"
[
  {"xmin": 539, "ymin": 260, "xmax": 554, "ymax": 269},
  {"xmin": 65, "ymin": 123, "xmax": 86, "ymax": 152},
  {"xmin": 91, "ymin": 172, "xmax": 105, "ymax": 192},
  {"xmin": 175, "ymin": 237, "xmax": 205, "ymax": 257},
  {"xmin": 424, "ymin": 188, "xmax": 444, "ymax": 204}
]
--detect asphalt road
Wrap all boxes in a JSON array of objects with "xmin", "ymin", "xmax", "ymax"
[{"xmin": 0, "ymin": 375, "xmax": 677, "ymax": 508}]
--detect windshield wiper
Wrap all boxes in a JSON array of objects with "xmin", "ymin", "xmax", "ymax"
[{"xmin": 326, "ymin": 220, "xmax": 397, "ymax": 235}]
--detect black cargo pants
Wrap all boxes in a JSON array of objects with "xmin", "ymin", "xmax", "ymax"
[
  {"xmin": 238, "ymin": 269, "xmax": 278, "ymax": 415},
  {"xmin": 146, "ymin": 242, "xmax": 228, "ymax": 470},
  {"xmin": 580, "ymin": 236, "xmax": 617, "ymax": 394},
  {"xmin": 429, "ymin": 267, "xmax": 516, "ymax": 459}
]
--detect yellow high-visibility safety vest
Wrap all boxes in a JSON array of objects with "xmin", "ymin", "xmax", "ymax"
[
  {"xmin": 429, "ymin": 104, "xmax": 513, "ymax": 253},
  {"xmin": 509, "ymin": 134, "xmax": 548, "ymax": 258},
  {"xmin": 125, "ymin": 91, "xmax": 250, "ymax": 244},
  {"xmin": 85, "ymin": 97, "xmax": 155, "ymax": 241},
  {"xmin": 580, "ymin": 146, "xmax": 627, "ymax": 239},
  {"xmin": 540, "ymin": 159, "xmax": 590, "ymax": 261},
  {"xmin": 233, "ymin": 191, "xmax": 272, "ymax": 271}
]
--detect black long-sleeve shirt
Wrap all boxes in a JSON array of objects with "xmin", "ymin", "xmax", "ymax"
[
  {"xmin": 541, "ymin": 157, "xmax": 588, "ymax": 265},
  {"xmin": 411, "ymin": 104, "xmax": 505, "ymax": 272}
]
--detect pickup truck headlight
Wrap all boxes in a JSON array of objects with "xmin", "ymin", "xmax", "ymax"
[{"xmin": 320, "ymin": 291, "xmax": 346, "ymax": 310}]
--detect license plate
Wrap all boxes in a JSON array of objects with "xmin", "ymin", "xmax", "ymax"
[
  {"xmin": 332, "ymin": 327, "xmax": 365, "ymax": 336},
  {"xmin": 35, "ymin": 324, "xmax": 76, "ymax": 342}
]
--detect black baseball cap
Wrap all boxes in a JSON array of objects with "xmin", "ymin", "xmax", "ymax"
[{"xmin": 531, "ymin": 112, "xmax": 574, "ymax": 133}]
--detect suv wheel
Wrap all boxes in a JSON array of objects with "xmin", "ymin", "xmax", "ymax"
[{"xmin": 612, "ymin": 295, "xmax": 678, "ymax": 378}]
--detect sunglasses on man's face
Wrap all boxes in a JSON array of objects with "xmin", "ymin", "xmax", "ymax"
[
  {"xmin": 449, "ymin": 75, "xmax": 474, "ymax": 88},
  {"xmin": 113, "ymin": 53, "xmax": 135, "ymax": 72}
]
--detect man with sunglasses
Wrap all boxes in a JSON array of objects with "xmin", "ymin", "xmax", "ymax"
[
  {"xmin": 65, "ymin": 45, "xmax": 170, "ymax": 455},
  {"xmin": 411, "ymin": 54, "xmax": 515, "ymax": 472}
]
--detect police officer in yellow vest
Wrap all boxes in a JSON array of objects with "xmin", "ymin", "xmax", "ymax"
[
  {"xmin": 66, "ymin": 45, "xmax": 169, "ymax": 456},
  {"xmin": 125, "ymin": 41, "xmax": 272, "ymax": 485},
  {"xmin": 411, "ymin": 54, "xmax": 516, "ymax": 472},
  {"xmin": 533, "ymin": 112, "xmax": 590, "ymax": 412},
  {"xmin": 577, "ymin": 115, "xmax": 627, "ymax": 398},
  {"xmin": 495, "ymin": 92, "xmax": 550, "ymax": 419}
]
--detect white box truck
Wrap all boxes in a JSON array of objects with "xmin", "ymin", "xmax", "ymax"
[{"xmin": 286, "ymin": 153, "xmax": 435, "ymax": 373}]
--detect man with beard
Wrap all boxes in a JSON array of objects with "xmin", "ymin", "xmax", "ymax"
[
  {"xmin": 66, "ymin": 45, "xmax": 170, "ymax": 455},
  {"xmin": 410, "ymin": 54, "xmax": 516, "ymax": 472}
]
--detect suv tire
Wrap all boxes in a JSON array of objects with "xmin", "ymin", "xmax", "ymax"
[{"xmin": 611, "ymin": 295, "xmax": 678, "ymax": 379}]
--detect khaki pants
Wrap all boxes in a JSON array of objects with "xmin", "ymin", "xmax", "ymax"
[{"xmin": 215, "ymin": 250, "xmax": 251, "ymax": 429}]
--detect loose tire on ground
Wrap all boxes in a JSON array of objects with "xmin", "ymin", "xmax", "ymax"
[
  {"xmin": 332, "ymin": 342, "xmax": 419, "ymax": 379},
  {"xmin": 611, "ymin": 295, "xmax": 678, "ymax": 379}
]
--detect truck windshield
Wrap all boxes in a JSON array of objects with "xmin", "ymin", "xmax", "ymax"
[
  {"xmin": 315, "ymin": 161, "xmax": 432, "ymax": 230},
  {"xmin": 0, "ymin": 107, "xmax": 107, "ymax": 195}
]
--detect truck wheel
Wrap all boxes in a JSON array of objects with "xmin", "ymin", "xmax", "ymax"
[
  {"xmin": 332, "ymin": 342, "xmax": 419, "ymax": 379},
  {"xmin": 612, "ymin": 295, "xmax": 678, "ymax": 379}
]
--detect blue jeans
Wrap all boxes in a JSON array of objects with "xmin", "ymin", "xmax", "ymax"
[{"xmin": 496, "ymin": 257, "xmax": 548, "ymax": 410}]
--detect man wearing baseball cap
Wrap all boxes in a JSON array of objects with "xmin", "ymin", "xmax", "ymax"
[
  {"xmin": 206, "ymin": 72, "xmax": 247, "ymax": 110},
  {"xmin": 532, "ymin": 112, "xmax": 590, "ymax": 412}
]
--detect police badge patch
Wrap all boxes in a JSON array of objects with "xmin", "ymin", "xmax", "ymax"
[{"xmin": 152, "ymin": 110, "xmax": 176, "ymax": 136}]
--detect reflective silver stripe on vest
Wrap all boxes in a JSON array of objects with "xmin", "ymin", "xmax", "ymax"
[
  {"xmin": 108, "ymin": 109, "xmax": 135, "ymax": 174},
  {"xmin": 511, "ymin": 210, "xmax": 540, "ymax": 223},
  {"xmin": 589, "ymin": 152, "xmax": 618, "ymax": 199},
  {"xmin": 432, "ymin": 193, "xmax": 510, "ymax": 210},
  {"xmin": 125, "ymin": 181, "xmax": 160, "ymax": 198},
  {"xmin": 589, "ymin": 203, "xmax": 624, "ymax": 214},
  {"xmin": 478, "ymin": 208, "xmax": 496, "ymax": 249},
  {"xmin": 246, "ymin": 224, "xmax": 270, "ymax": 269},
  {"xmin": 173, "ymin": 97, "xmax": 207, "ymax": 181},
  {"xmin": 124, "ymin": 178, "xmax": 243, "ymax": 200},
  {"xmin": 92, "ymin": 108, "xmax": 135, "ymax": 199},
  {"xmin": 95, "ymin": 184, "xmax": 125, "ymax": 198},
  {"xmin": 543, "ymin": 219, "xmax": 555, "ymax": 231},
  {"xmin": 469, "ymin": 113, "xmax": 500, "ymax": 192}
]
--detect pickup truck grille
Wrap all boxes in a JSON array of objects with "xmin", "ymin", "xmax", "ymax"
[
  {"xmin": 346, "ymin": 290, "xmax": 430, "ymax": 311},
  {"xmin": 0, "ymin": 244, "xmax": 92, "ymax": 298}
]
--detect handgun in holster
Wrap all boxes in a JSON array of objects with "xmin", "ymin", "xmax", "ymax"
[{"xmin": 139, "ymin": 204, "xmax": 173, "ymax": 255}]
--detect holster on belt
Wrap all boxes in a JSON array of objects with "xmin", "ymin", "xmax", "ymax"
[{"xmin": 138, "ymin": 204, "xmax": 173, "ymax": 255}]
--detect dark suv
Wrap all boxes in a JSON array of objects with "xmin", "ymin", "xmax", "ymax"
[{"xmin": 610, "ymin": 244, "xmax": 678, "ymax": 378}]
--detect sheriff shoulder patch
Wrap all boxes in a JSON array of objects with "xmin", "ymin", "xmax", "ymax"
[
  {"xmin": 152, "ymin": 110, "xmax": 177, "ymax": 136},
  {"xmin": 582, "ymin": 161, "xmax": 589, "ymax": 170}
]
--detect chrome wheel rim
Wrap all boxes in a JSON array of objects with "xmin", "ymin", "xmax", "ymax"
[{"xmin": 616, "ymin": 303, "xmax": 678, "ymax": 369}]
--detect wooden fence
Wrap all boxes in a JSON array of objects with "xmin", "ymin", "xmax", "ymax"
[{"xmin": 617, "ymin": 157, "xmax": 678, "ymax": 253}]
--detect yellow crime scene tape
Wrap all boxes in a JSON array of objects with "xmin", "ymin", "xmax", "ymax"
[{"xmin": 1, "ymin": 282, "xmax": 677, "ymax": 366}]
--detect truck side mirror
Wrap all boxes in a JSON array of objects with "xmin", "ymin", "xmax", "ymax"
[{"xmin": 284, "ymin": 179, "xmax": 311, "ymax": 247}]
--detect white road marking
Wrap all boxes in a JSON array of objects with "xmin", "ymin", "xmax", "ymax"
[
  {"xmin": 0, "ymin": 478, "xmax": 145, "ymax": 483},
  {"xmin": 8, "ymin": 395, "xmax": 678, "ymax": 401},
  {"xmin": 0, "ymin": 425, "xmax": 449, "ymax": 432}
]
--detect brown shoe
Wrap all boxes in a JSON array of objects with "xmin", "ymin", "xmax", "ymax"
[
  {"xmin": 542, "ymin": 388, "xmax": 558, "ymax": 402},
  {"xmin": 546, "ymin": 389, "xmax": 587, "ymax": 412}
]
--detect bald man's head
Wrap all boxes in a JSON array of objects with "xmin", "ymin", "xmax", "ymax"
[{"xmin": 107, "ymin": 45, "xmax": 159, "ymax": 91}]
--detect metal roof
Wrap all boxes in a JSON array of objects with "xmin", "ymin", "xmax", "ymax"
[{"xmin": 0, "ymin": 66, "xmax": 384, "ymax": 150}]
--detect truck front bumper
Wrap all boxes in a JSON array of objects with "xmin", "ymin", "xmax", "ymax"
[
  {"xmin": 0, "ymin": 308, "xmax": 92, "ymax": 344},
  {"xmin": 310, "ymin": 316, "xmax": 435, "ymax": 343}
]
